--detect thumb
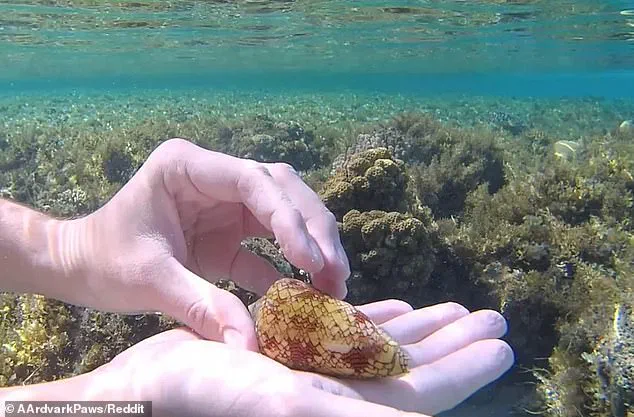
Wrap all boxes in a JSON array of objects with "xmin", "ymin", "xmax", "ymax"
[{"xmin": 157, "ymin": 258, "xmax": 259, "ymax": 351}]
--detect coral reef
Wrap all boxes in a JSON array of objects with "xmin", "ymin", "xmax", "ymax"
[
  {"xmin": 444, "ymin": 133, "xmax": 634, "ymax": 416},
  {"xmin": 332, "ymin": 113, "xmax": 506, "ymax": 218},
  {"xmin": 1, "ymin": 95, "xmax": 633, "ymax": 417},
  {"xmin": 0, "ymin": 294, "xmax": 74, "ymax": 386}
]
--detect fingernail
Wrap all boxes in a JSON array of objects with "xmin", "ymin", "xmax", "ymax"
[
  {"xmin": 223, "ymin": 328, "xmax": 246, "ymax": 348},
  {"xmin": 307, "ymin": 237, "xmax": 324, "ymax": 270}
]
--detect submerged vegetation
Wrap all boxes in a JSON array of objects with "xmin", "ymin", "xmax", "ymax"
[{"xmin": 0, "ymin": 92, "xmax": 633, "ymax": 417}]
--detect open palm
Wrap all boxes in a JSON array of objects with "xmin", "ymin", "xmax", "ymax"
[{"xmin": 99, "ymin": 299, "xmax": 513, "ymax": 417}]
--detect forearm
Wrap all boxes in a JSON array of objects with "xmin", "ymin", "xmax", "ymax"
[
  {"xmin": 0, "ymin": 369, "xmax": 128, "ymax": 407},
  {"xmin": 0, "ymin": 198, "xmax": 87, "ymax": 302}
]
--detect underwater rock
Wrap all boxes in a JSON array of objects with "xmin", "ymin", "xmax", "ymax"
[
  {"xmin": 331, "ymin": 112, "xmax": 443, "ymax": 170},
  {"xmin": 331, "ymin": 112, "xmax": 505, "ymax": 218},
  {"xmin": 331, "ymin": 127, "xmax": 414, "ymax": 171}
]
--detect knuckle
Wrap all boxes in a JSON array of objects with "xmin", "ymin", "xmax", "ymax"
[
  {"xmin": 248, "ymin": 162, "xmax": 273, "ymax": 177},
  {"xmin": 184, "ymin": 297, "xmax": 211, "ymax": 332},
  {"xmin": 237, "ymin": 163, "xmax": 272, "ymax": 195},
  {"xmin": 146, "ymin": 138, "xmax": 192, "ymax": 174},
  {"xmin": 156, "ymin": 138, "xmax": 192, "ymax": 155},
  {"xmin": 272, "ymin": 162, "xmax": 299, "ymax": 177},
  {"xmin": 182, "ymin": 290, "xmax": 235, "ymax": 337},
  {"xmin": 281, "ymin": 206, "xmax": 304, "ymax": 226},
  {"xmin": 321, "ymin": 208, "xmax": 337, "ymax": 225}
]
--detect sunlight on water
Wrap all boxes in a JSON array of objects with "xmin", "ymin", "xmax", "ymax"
[{"xmin": 0, "ymin": 0, "xmax": 633, "ymax": 85}]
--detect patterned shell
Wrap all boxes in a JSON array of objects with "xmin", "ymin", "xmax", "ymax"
[{"xmin": 248, "ymin": 278, "xmax": 409, "ymax": 379}]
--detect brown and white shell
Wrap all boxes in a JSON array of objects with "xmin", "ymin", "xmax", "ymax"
[{"xmin": 248, "ymin": 278, "xmax": 409, "ymax": 379}]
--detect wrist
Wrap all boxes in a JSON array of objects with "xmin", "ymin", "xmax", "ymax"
[{"xmin": 0, "ymin": 199, "xmax": 90, "ymax": 305}]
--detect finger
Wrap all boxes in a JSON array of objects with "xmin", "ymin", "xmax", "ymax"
[
  {"xmin": 156, "ymin": 257, "xmax": 259, "ymax": 351},
  {"xmin": 401, "ymin": 339, "xmax": 515, "ymax": 413},
  {"xmin": 355, "ymin": 299, "xmax": 414, "ymax": 325},
  {"xmin": 192, "ymin": 200, "xmax": 274, "ymax": 239},
  {"xmin": 320, "ymin": 339, "xmax": 514, "ymax": 415},
  {"xmin": 292, "ymin": 386, "xmax": 432, "ymax": 417},
  {"xmin": 242, "ymin": 207, "xmax": 275, "ymax": 239},
  {"xmin": 161, "ymin": 141, "xmax": 326, "ymax": 276},
  {"xmin": 404, "ymin": 309, "xmax": 508, "ymax": 367},
  {"xmin": 381, "ymin": 302, "xmax": 470, "ymax": 345},
  {"xmin": 266, "ymin": 162, "xmax": 350, "ymax": 299},
  {"xmin": 234, "ymin": 162, "xmax": 326, "ymax": 274}
]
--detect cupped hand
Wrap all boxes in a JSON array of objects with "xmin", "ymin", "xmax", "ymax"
[
  {"xmin": 91, "ymin": 300, "xmax": 514, "ymax": 417},
  {"xmin": 72, "ymin": 138, "xmax": 349, "ymax": 349}
]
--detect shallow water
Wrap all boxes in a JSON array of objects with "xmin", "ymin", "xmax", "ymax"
[{"xmin": 1, "ymin": 1, "xmax": 633, "ymax": 417}]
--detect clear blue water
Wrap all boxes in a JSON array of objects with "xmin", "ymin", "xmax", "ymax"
[{"xmin": 1, "ymin": 0, "xmax": 633, "ymax": 97}]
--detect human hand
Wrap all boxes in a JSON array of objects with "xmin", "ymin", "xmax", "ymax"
[
  {"xmin": 67, "ymin": 139, "xmax": 350, "ymax": 349},
  {"xmin": 86, "ymin": 300, "xmax": 513, "ymax": 417}
]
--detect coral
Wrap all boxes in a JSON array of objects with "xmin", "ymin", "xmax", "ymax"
[
  {"xmin": 533, "ymin": 348, "xmax": 590, "ymax": 417},
  {"xmin": 331, "ymin": 112, "xmax": 506, "ymax": 218},
  {"xmin": 319, "ymin": 147, "xmax": 413, "ymax": 220},
  {"xmin": 331, "ymin": 112, "xmax": 444, "ymax": 169},
  {"xmin": 1, "ymin": 96, "xmax": 634, "ymax": 417},
  {"xmin": 339, "ymin": 209, "xmax": 437, "ymax": 305},
  {"xmin": 0, "ymin": 293, "xmax": 179, "ymax": 386},
  {"xmin": 71, "ymin": 310, "xmax": 178, "ymax": 375},
  {"xmin": 442, "ymin": 133, "xmax": 634, "ymax": 416}
]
